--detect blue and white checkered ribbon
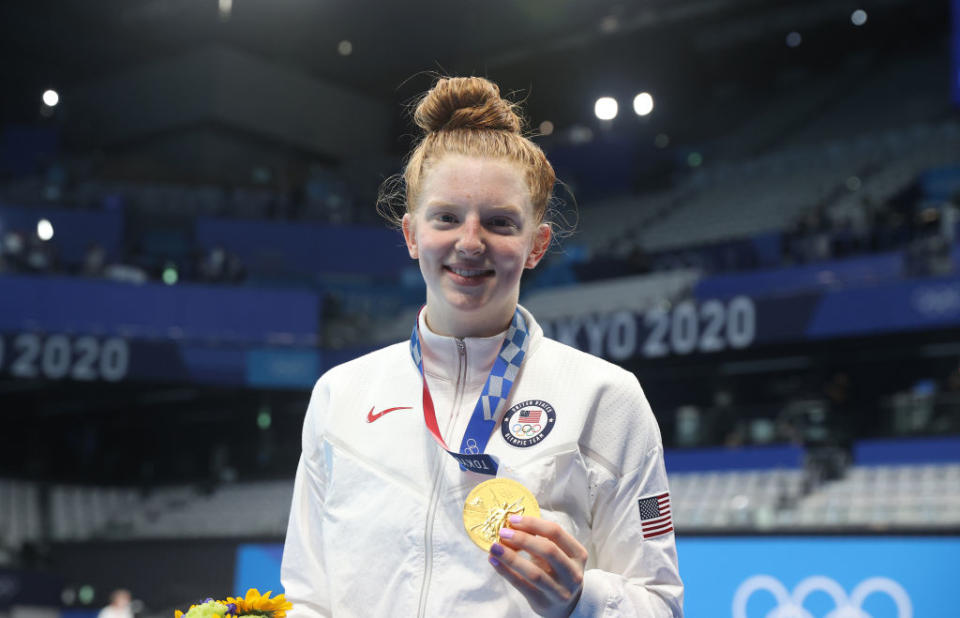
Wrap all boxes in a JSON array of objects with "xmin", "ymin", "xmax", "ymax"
[{"xmin": 410, "ymin": 308, "xmax": 529, "ymax": 475}]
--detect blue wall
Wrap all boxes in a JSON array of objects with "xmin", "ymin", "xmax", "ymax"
[
  {"xmin": 854, "ymin": 436, "xmax": 960, "ymax": 465},
  {"xmin": 694, "ymin": 252, "xmax": 904, "ymax": 301},
  {"xmin": 195, "ymin": 217, "xmax": 410, "ymax": 278},
  {"xmin": 665, "ymin": 445, "xmax": 805, "ymax": 472},
  {"xmin": 0, "ymin": 205, "xmax": 124, "ymax": 264},
  {"xmin": 0, "ymin": 275, "xmax": 320, "ymax": 344}
]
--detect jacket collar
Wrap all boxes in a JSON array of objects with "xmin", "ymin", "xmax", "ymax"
[{"xmin": 418, "ymin": 305, "xmax": 541, "ymax": 387}]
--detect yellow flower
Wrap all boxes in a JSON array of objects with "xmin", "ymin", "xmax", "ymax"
[
  {"xmin": 224, "ymin": 589, "xmax": 292, "ymax": 618},
  {"xmin": 175, "ymin": 604, "xmax": 202, "ymax": 618}
]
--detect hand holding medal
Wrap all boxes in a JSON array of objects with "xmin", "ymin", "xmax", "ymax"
[{"xmin": 463, "ymin": 478, "xmax": 589, "ymax": 617}]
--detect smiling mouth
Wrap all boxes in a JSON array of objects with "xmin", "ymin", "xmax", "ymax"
[{"xmin": 444, "ymin": 265, "xmax": 494, "ymax": 278}]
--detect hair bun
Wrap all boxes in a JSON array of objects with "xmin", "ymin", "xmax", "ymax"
[{"xmin": 414, "ymin": 77, "xmax": 522, "ymax": 134}]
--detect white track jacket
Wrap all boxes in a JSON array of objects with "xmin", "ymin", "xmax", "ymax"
[{"xmin": 282, "ymin": 306, "xmax": 683, "ymax": 617}]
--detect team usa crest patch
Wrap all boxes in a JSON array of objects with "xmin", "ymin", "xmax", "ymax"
[{"xmin": 501, "ymin": 400, "xmax": 556, "ymax": 447}]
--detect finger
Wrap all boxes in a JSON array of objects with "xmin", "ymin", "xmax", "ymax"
[
  {"xmin": 498, "ymin": 527, "xmax": 582, "ymax": 591},
  {"xmin": 490, "ymin": 541, "xmax": 571, "ymax": 603},
  {"xmin": 487, "ymin": 552, "xmax": 550, "ymax": 609},
  {"xmin": 508, "ymin": 515, "xmax": 589, "ymax": 564}
]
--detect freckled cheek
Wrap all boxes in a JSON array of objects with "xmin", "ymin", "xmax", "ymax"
[
  {"xmin": 495, "ymin": 252, "xmax": 528, "ymax": 278},
  {"xmin": 417, "ymin": 237, "xmax": 454, "ymax": 261}
]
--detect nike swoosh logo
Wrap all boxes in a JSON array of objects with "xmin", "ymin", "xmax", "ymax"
[{"xmin": 367, "ymin": 406, "xmax": 413, "ymax": 423}]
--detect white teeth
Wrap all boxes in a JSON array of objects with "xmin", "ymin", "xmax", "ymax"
[{"xmin": 449, "ymin": 267, "xmax": 488, "ymax": 277}]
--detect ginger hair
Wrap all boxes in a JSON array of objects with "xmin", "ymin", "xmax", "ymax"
[{"xmin": 381, "ymin": 76, "xmax": 556, "ymax": 224}]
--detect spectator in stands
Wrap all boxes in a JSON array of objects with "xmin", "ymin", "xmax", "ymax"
[
  {"xmin": 24, "ymin": 232, "xmax": 58, "ymax": 274},
  {"xmin": 1, "ymin": 230, "xmax": 28, "ymax": 272},
  {"xmin": 906, "ymin": 208, "xmax": 952, "ymax": 276},
  {"xmin": 941, "ymin": 199, "xmax": 958, "ymax": 243},
  {"xmin": 197, "ymin": 245, "xmax": 245, "ymax": 284},
  {"xmin": 282, "ymin": 76, "xmax": 682, "ymax": 617},
  {"xmin": 931, "ymin": 364, "xmax": 960, "ymax": 433},
  {"xmin": 822, "ymin": 371, "xmax": 856, "ymax": 445},
  {"xmin": 98, "ymin": 589, "xmax": 133, "ymax": 618},
  {"xmin": 82, "ymin": 242, "xmax": 107, "ymax": 277}
]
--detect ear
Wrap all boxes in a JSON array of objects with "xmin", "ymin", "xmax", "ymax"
[
  {"xmin": 524, "ymin": 223, "xmax": 552, "ymax": 269},
  {"xmin": 401, "ymin": 213, "xmax": 418, "ymax": 259}
]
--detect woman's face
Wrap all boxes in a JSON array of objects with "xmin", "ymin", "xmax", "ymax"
[{"xmin": 402, "ymin": 154, "xmax": 551, "ymax": 337}]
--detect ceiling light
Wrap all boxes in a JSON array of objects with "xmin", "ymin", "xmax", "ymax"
[
  {"xmin": 633, "ymin": 92, "xmax": 654, "ymax": 116},
  {"xmin": 594, "ymin": 97, "xmax": 618, "ymax": 121}
]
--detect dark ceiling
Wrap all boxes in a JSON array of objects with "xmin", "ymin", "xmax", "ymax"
[{"xmin": 0, "ymin": 0, "xmax": 949, "ymax": 148}]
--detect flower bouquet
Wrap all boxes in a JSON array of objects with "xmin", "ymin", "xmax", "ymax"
[{"xmin": 175, "ymin": 589, "xmax": 291, "ymax": 618}]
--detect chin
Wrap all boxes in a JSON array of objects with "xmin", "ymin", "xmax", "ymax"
[{"xmin": 445, "ymin": 295, "xmax": 492, "ymax": 314}]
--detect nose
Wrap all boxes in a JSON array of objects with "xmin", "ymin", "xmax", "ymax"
[{"xmin": 456, "ymin": 216, "xmax": 484, "ymax": 256}]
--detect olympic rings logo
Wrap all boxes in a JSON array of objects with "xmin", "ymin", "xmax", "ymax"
[
  {"xmin": 464, "ymin": 438, "xmax": 480, "ymax": 454},
  {"xmin": 511, "ymin": 423, "xmax": 542, "ymax": 437},
  {"xmin": 733, "ymin": 575, "xmax": 912, "ymax": 618}
]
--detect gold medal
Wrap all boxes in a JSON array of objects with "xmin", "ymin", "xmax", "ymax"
[{"xmin": 462, "ymin": 477, "xmax": 540, "ymax": 551}]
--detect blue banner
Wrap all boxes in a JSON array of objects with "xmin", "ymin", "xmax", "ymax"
[
  {"xmin": 679, "ymin": 536, "xmax": 960, "ymax": 617},
  {"xmin": 806, "ymin": 277, "xmax": 960, "ymax": 338},
  {"xmin": 246, "ymin": 348, "xmax": 321, "ymax": 388},
  {"xmin": 0, "ymin": 332, "xmax": 320, "ymax": 388},
  {"xmin": 854, "ymin": 436, "xmax": 960, "ymax": 465},
  {"xmin": 539, "ymin": 274, "xmax": 960, "ymax": 361},
  {"xmin": 0, "ymin": 275, "xmax": 320, "ymax": 345},
  {"xmin": 235, "ymin": 544, "xmax": 284, "ymax": 598},
  {"xmin": 239, "ymin": 538, "xmax": 960, "ymax": 617},
  {"xmin": 693, "ymin": 252, "xmax": 904, "ymax": 301},
  {"xmin": 665, "ymin": 445, "xmax": 804, "ymax": 472}
]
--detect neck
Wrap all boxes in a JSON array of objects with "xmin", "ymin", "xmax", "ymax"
[{"xmin": 423, "ymin": 305, "xmax": 515, "ymax": 338}]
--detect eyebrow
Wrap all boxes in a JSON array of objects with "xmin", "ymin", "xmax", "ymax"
[{"xmin": 423, "ymin": 201, "xmax": 525, "ymax": 215}]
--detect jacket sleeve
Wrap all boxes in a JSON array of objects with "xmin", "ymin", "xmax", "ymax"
[
  {"xmin": 281, "ymin": 379, "xmax": 332, "ymax": 618},
  {"xmin": 572, "ymin": 378, "xmax": 683, "ymax": 617}
]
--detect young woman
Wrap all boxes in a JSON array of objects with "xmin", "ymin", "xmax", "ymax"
[{"xmin": 281, "ymin": 77, "xmax": 683, "ymax": 617}]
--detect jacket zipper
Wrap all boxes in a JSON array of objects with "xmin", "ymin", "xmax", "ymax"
[{"xmin": 416, "ymin": 338, "xmax": 467, "ymax": 618}]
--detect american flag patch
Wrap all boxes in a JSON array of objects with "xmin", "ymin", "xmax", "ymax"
[
  {"xmin": 638, "ymin": 493, "xmax": 673, "ymax": 539},
  {"xmin": 518, "ymin": 408, "xmax": 542, "ymax": 423}
]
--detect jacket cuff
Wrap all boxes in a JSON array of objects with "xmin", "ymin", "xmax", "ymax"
[{"xmin": 570, "ymin": 569, "xmax": 619, "ymax": 617}]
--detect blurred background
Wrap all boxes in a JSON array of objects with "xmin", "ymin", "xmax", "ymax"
[{"xmin": 1, "ymin": 0, "xmax": 959, "ymax": 616}]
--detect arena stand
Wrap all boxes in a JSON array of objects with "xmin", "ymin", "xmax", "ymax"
[
  {"xmin": 1, "ymin": 35, "xmax": 959, "ymax": 618},
  {"xmin": 1, "ymin": 436, "xmax": 954, "ymax": 550}
]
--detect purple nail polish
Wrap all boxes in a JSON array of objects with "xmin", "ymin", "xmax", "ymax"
[
  {"xmin": 499, "ymin": 528, "xmax": 515, "ymax": 539},
  {"xmin": 490, "ymin": 542, "xmax": 505, "ymax": 556},
  {"xmin": 489, "ymin": 556, "xmax": 500, "ymax": 567},
  {"xmin": 508, "ymin": 515, "xmax": 522, "ymax": 524}
]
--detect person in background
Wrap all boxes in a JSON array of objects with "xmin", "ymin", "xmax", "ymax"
[{"xmin": 98, "ymin": 589, "xmax": 133, "ymax": 618}]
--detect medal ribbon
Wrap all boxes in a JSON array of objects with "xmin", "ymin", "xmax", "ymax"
[{"xmin": 409, "ymin": 307, "xmax": 529, "ymax": 475}]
